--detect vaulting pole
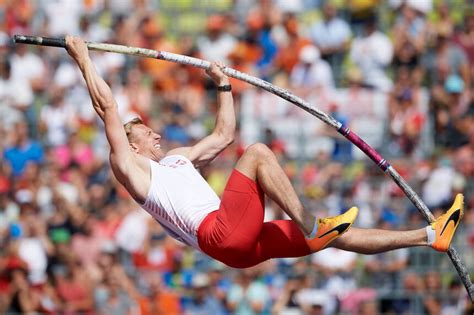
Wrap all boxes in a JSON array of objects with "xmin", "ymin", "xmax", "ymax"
[{"xmin": 14, "ymin": 35, "xmax": 473, "ymax": 301}]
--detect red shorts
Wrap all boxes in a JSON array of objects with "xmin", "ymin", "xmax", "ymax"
[{"xmin": 197, "ymin": 169, "xmax": 311, "ymax": 268}]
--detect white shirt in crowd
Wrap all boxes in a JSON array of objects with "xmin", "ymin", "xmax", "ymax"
[
  {"xmin": 350, "ymin": 30, "xmax": 394, "ymax": 92},
  {"xmin": 310, "ymin": 17, "xmax": 352, "ymax": 51},
  {"xmin": 18, "ymin": 237, "xmax": 48, "ymax": 285},
  {"xmin": 196, "ymin": 34, "xmax": 237, "ymax": 65},
  {"xmin": 43, "ymin": 0, "xmax": 83, "ymax": 36},
  {"xmin": 115, "ymin": 209, "xmax": 150, "ymax": 253},
  {"xmin": 10, "ymin": 51, "xmax": 45, "ymax": 90},
  {"xmin": 40, "ymin": 101, "xmax": 77, "ymax": 147}
]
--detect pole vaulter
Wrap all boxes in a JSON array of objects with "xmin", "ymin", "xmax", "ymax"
[{"xmin": 13, "ymin": 35, "xmax": 473, "ymax": 302}]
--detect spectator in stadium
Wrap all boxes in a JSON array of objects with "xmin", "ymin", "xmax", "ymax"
[
  {"xmin": 311, "ymin": 246, "xmax": 358, "ymax": 303},
  {"xmin": 39, "ymin": 86, "xmax": 78, "ymax": 147},
  {"xmin": 94, "ymin": 269, "xmax": 137, "ymax": 315},
  {"xmin": 391, "ymin": 3, "xmax": 427, "ymax": 79},
  {"xmin": 295, "ymin": 285, "xmax": 332, "ymax": 315},
  {"xmin": 227, "ymin": 268, "xmax": 270, "ymax": 314},
  {"xmin": 54, "ymin": 256, "xmax": 94, "ymax": 314},
  {"xmin": 357, "ymin": 299, "xmax": 378, "ymax": 315},
  {"xmin": 424, "ymin": 270, "xmax": 442, "ymax": 295},
  {"xmin": 137, "ymin": 272, "xmax": 181, "ymax": 315},
  {"xmin": 226, "ymin": 41, "xmax": 260, "ymax": 96},
  {"xmin": 273, "ymin": 13, "xmax": 312, "ymax": 76},
  {"xmin": 431, "ymin": 74, "xmax": 471, "ymax": 149},
  {"xmin": 453, "ymin": 10, "xmax": 474, "ymax": 81},
  {"xmin": 388, "ymin": 68, "xmax": 426, "ymax": 155},
  {"xmin": 16, "ymin": 202, "xmax": 52, "ymax": 286},
  {"xmin": 244, "ymin": 10, "xmax": 279, "ymax": 79},
  {"xmin": 392, "ymin": 2, "xmax": 428, "ymax": 54},
  {"xmin": 427, "ymin": 2, "xmax": 454, "ymax": 47},
  {"xmin": 441, "ymin": 278, "xmax": 469, "ymax": 314},
  {"xmin": 0, "ymin": 58, "xmax": 33, "ymax": 126},
  {"xmin": 309, "ymin": 1, "xmax": 352, "ymax": 84},
  {"xmin": 3, "ymin": 120, "xmax": 44, "ymax": 177},
  {"xmin": 290, "ymin": 44, "xmax": 335, "ymax": 95},
  {"xmin": 271, "ymin": 273, "xmax": 305, "ymax": 314},
  {"xmin": 5, "ymin": 264, "xmax": 40, "ymax": 314},
  {"xmin": 421, "ymin": 155, "xmax": 457, "ymax": 210},
  {"xmin": 184, "ymin": 273, "xmax": 226, "ymax": 314},
  {"xmin": 122, "ymin": 68, "xmax": 153, "ymax": 121},
  {"xmin": 423, "ymin": 24, "xmax": 470, "ymax": 90},
  {"xmin": 363, "ymin": 221, "xmax": 409, "ymax": 292},
  {"xmin": 9, "ymin": 40, "xmax": 46, "ymax": 103},
  {"xmin": 349, "ymin": 14, "xmax": 394, "ymax": 91},
  {"xmin": 139, "ymin": 14, "xmax": 181, "ymax": 93},
  {"xmin": 196, "ymin": 14, "xmax": 237, "ymax": 65}
]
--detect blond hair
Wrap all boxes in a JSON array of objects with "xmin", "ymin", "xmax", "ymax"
[{"xmin": 123, "ymin": 117, "xmax": 144, "ymax": 142}]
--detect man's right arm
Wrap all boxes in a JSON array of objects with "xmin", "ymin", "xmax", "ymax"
[
  {"xmin": 65, "ymin": 36, "xmax": 148, "ymax": 197},
  {"xmin": 65, "ymin": 36, "xmax": 126, "ymax": 142}
]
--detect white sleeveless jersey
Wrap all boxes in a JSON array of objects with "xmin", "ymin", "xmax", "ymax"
[{"xmin": 140, "ymin": 155, "xmax": 220, "ymax": 249}]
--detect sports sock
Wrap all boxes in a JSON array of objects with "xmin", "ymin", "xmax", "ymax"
[
  {"xmin": 306, "ymin": 219, "xmax": 318, "ymax": 239},
  {"xmin": 426, "ymin": 225, "xmax": 435, "ymax": 246}
]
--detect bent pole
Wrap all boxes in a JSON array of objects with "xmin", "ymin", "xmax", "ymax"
[{"xmin": 14, "ymin": 35, "xmax": 474, "ymax": 301}]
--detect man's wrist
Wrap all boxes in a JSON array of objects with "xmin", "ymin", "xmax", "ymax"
[
  {"xmin": 217, "ymin": 84, "xmax": 232, "ymax": 92},
  {"xmin": 216, "ymin": 78, "xmax": 230, "ymax": 85}
]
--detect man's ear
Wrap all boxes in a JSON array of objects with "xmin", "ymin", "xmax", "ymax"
[{"xmin": 130, "ymin": 143, "xmax": 139, "ymax": 153}]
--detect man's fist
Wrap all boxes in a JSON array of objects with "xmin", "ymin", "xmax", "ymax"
[
  {"xmin": 206, "ymin": 61, "xmax": 230, "ymax": 86},
  {"xmin": 65, "ymin": 35, "xmax": 89, "ymax": 62}
]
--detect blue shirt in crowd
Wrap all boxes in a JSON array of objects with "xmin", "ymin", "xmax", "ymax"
[{"xmin": 3, "ymin": 141, "xmax": 44, "ymax": 176}]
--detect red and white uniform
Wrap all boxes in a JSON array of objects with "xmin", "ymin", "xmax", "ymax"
[
  {"xmin": 141, "ymin": 155, "xmax": 311, "ymax": 268},
  {"xmin": 141, "ymin": 155, "xmax": 220, "ymax": 249}
]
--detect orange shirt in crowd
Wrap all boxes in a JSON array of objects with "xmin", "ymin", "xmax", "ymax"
[{"xmin": 138, "ymin": 291, "xmax": 181, "ymax": 315}]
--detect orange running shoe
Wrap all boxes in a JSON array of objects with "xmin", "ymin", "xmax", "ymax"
[
  {"xmin": 306, "ymin": 207, "xmax": 358, "ymax": 252},
  {"xmin": 431, "ymin": 193, "xmax": 464, "ymax": 252}
]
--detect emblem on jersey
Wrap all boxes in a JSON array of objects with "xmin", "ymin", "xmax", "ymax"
[{"xmin": 159, "ymin": 158, "xmax": 188, "ymax": 168}]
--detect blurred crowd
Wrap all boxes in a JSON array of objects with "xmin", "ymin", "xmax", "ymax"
[{"xmin": 0, "ymin": 0, "xmax": 473, "ymax": 314}]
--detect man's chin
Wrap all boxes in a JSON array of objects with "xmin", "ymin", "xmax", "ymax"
[{"xmin": 152, "ymin": 149, "xmax": 164, "ymax": 160}]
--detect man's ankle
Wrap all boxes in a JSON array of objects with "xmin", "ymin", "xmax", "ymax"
[{"xmin": 305, "ymin": 220, "xmax": 318, "ymax": 239}]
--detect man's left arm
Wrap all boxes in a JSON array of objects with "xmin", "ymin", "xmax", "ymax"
[{"xmin": 169, "ymin": 62, "xmax": 235, "ymax": 167}]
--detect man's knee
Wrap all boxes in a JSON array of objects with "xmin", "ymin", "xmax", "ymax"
[{"xmin": 245, "ymin": 143, "xmax": 273, "ymax": 160}]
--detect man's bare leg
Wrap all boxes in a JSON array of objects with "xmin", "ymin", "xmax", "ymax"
[
  {"xmin": 331, "ymin": 227, "xmax": 427, "ymax": 254},
  {"xmin": 333, "ymin": 193, "xmax": 464, "ymax": 254},
  {"xmin": 234, "ymin": 143, "xmax": 425, "ymax": 253},
  {"xmin": 234, "ymin": 144, "xmax": 463, "ymax": 254},
  {"xmin": 234, "ymin": 143, "xmax": 315, "ymax": 235}
]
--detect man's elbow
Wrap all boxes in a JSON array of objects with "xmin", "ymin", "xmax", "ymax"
[
  {"xmin": 101, "ymin": 102, "xmax": 119, "ymax": 118},
  {"xmin": 225, "ymin": 134, "xmax": 234, "ymax": 146},
  {"xmin": 97, "ymin": 97, "xmax": 116, "ymax": 111},
  {"xmin": 213, "ymin": 131, "xmax": 234, "ymax": 147},
  {"xmin": 221, "ymin": 134, "xmax": 234, "ymax": 147}
]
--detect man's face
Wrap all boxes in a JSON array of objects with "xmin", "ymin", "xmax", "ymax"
[
  {"xmin": 130, "ymin": 124, "xmax": 164, "ymax": 160},
  {"xmin": 323, "ymin": 4, "xmax": 336, "ymax": 20},
  {"xmin": 13, "ymin": 121, "xmax": 29, "ymax": 145}
]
